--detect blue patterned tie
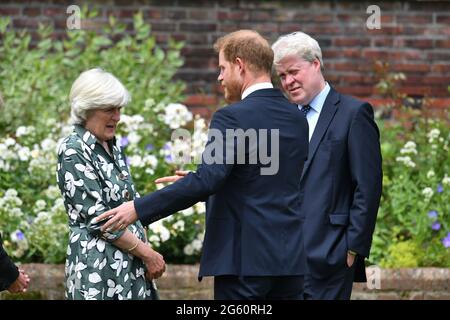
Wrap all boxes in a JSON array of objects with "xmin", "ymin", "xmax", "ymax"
[{"xmin": 301, "ymin": 104, "xmax": 312, "ymax": 117}]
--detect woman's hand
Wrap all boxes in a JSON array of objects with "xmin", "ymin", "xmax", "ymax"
[{"xmin": 143, "ymin": 248, "xmax": 166, "ymax": 280}]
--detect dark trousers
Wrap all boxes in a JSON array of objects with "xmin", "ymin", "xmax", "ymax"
[
  {"xmin": 214, "ymin": 275, "xmax": 304, "ymax": 300},
  {"xmin": 304, "ymin": 260, "xmax": 356, "ymax": 300}
]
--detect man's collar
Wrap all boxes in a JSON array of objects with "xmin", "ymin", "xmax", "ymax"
[
  {"xmin": 241, "ymin": 82, "xmax": 273, "ymax": 100},
  {"xmin": 300, "ymin": 82, "xmax": 330, "ymax": 113}
]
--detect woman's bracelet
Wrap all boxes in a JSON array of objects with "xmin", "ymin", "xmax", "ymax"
[{"xmin": 127, "ymin": 239, "xmax": 139, "ymax": 252}]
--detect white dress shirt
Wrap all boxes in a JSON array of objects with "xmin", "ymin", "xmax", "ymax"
[
  {"xmin": 241, "ymin": 82, "xmax": 274, "ymax": 100},
  {"xmin": 299, "ymin": 82, "xmax": 331, "ymax": 141}
]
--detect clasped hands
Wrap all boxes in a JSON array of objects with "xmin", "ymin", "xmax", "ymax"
[{"xmin": 8, "ymin": 268, "xmax": 30, "ymax": 294}]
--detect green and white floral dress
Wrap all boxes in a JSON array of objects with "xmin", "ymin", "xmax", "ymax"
[{"xmin": 57, "ymin": 125, "xmax": 156, "ymax": 300}]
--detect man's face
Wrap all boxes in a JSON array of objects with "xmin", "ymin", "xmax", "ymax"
[
  {"xmin": 217, "ymin": 50, "xmax": 242, "ymax": 103},
  {"xmin": 275, "ymin": 55, "xmax": 322, "ymax": 105}
]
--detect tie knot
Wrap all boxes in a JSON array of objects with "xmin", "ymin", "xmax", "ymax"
[{"xmin": 301, "ymin": 104, "xmax": 312, "ymax": 117}]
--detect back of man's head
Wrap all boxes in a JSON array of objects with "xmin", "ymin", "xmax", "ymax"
[
  {"xmin": 214, "ymin": 30, "xmax": 273, "ymax": 75},
  {"xmin": 272, "ymin": 31, "xmax": 324, "ymax": 72}
]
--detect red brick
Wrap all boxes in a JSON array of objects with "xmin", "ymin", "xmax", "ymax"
[
  {"xmin": 188, "ymin": 10, "xmax": 211, "ymax": 20},
  {"xmin": 428, "ymin": 52, "xmax": 450, "ymax": 61},
  {"xmin": 334, "ymin": 38, "xmax": 370, "ymax": 47},
  {"xmin": 396, "ymin": 15, "xmax": 433, "ymax": 24},
  {"xmin": 106, "ymin": 9, "xmax": 136, "ymax": 18},
  {"xmin": 393, "ymin": 64, "xmax": 430, "ymax": 73},
  {"xmin": 179, "ymin": 23, "xmax": 216, "ymax": 32},
  {"xmin": 23, "ymin": 7, "xmax": 41, "ymax": 17},
  {"xmin": 166, "ymin": 10, "xmax": 185, "ymax": 20},
  {"xmin": 146, "ymin": 9, "xmax": 165, "ymax": 19},
  {"xmin": 372, "ymin": 38, "xmax": 394, "ymax": 47},
  {"xmin": 435, "ymin": 40, "xmax": 450, "ymax": 48},
  {"xmin": 42, "ymin": 7, "xmax": 65, "ymax": 16},
  {"xmin": 436, "ymin": 15, "xmax": 450, "ymax": 24},
  {"xmin": 0, "ymin": 7, "xmax": 20, "ymax": 15},
  {"xmin": 431, "ymin": 64, "xmax": 450, "ymax": 73},
  {"xmin": 250, "ymin": 11, "xmax": 272, "ymax": 21},
  {"xmin": 404, "ymin": 39, "xmax": 433, "ymax": 49},
  {"xmin": 13, "ymin": 18, "xmax": 40, "ymax": 29}
]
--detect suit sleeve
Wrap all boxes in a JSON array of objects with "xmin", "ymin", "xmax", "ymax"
[
  {"xmin": 135, "ymin": 108, "xmax": 238, "ymax": 226},
  {"xmin": 0, "ymin": 234, "xmax": 19, "ymax": 291},
  {"xmin": 347, "ymin": 103, "xmax": 383, "ymax": 258}
]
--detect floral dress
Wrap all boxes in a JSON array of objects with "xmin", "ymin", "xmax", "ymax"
[{"xmin": 57, "ymin": 125, "xmax": 157, "ymax": 300}]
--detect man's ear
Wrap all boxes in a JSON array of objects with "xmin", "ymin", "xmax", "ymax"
[
  {"xmin": 235, "ymin": 57, "xmax": 245, "ymax": 74},
  {"xmin": 313, "ymin": 58, "xmax": 321, "ymax": 71}
]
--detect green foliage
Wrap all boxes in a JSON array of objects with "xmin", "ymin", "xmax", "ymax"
[
  {"xmin": 0, "ymin": 9, "xmax": 208, "ymax": 264},
  {"xmin": 370, "ymin": 68, "xmax": 450, "ymax": 267},
  {"xmin": 381, "ymin": 240, "xmax": 423, "ymax": 268}
]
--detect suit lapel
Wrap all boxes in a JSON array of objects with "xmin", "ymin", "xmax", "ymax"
[{"xmin": 301, "ymin": 88, "xmax": 340, "ymax": 180}]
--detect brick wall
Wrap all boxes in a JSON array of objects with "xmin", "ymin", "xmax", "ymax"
[
  {"xmin": 1, "ymin": 264, "xmax": 449, "ymax": 300},
  {"xmin": 0, "ymin": 0, "xmax": 449, "ymax": 116}
]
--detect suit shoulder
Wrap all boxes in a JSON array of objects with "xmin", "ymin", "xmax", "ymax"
[{"xmin": 337, "ymin": 92, "xmax": 373, "ymax": 115}]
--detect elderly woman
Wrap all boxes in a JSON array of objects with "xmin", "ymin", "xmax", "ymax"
[{"xmin": 57, "ymin": 68, "xmax": 165, "ymax": 300}]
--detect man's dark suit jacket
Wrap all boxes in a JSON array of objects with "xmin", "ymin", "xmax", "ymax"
[
  {"xmin": 135, "ymin": 88, "xmax": 309, "ymax": 278},
  {"xmin": 0, "ymin": 234, "xmax": 19, "ymax": 291},
  {"xmin": 300, "ymin": 87, "xmax": 382, "ymax": 281}
]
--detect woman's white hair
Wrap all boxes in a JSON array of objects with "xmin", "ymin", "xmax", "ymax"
[
  {"xmin": 69, "ymin": 68, "xmax": 131, "ymax": 125},
  {"xmin": 272, "ymin": 31, "xmax": 324, "ymax": 72}
]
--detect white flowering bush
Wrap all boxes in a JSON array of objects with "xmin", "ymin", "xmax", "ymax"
[
  {"xmin": 0, "ymin": 10, "xmax": 208, "ymax": 264},
  {"xmin": 373, "ymin": 113, "xmax": 450, "ymax": 267}
]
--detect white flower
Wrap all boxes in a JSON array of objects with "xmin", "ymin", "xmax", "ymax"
[
  {"xmin": 400, "ymin": 141, "xmax": 417, "ymax": 155},
  {"xmin": 422, "ymin": 187, "xmax": 434, "ymax": 200},
  {"xmin": 144, "ymin": 155, "xmax": 158, "ymax": 168},
  {"xmin": 5, "ymin": 138, "xmax": 15, "ymax": 147},
  {"xmin": 395, "ymin": 156, "xmax": 416, "ymax": 168},
  {"xmin": 129, "ymin": 155, "xmax": 144, "ymax": 168},
  {"xmin": 41, "ymin": 138, "xmax": 56, "ymax": 152},
  {"xmin": 183, "ymin": 244, "xmax": 194, "ymax": 255},
  {"xmin": 35, "ymin": 200, "xmax": 47, "ymax": 210},
  {"xmin": 181, "ymin": 207, "xmax": 194, "ymax": 216},
  {"xmin": 18, "ymin": 146, "xmax": 30, "ymax": 161},
  {"xmin": 149, "ymin": 221, "xmax": 170, "ymax": 242},
  {"xmin": 194, "ymin": 202, "xmax": 206, "ymax": 214},
  {"xmin": 5, "ymin": 188, "xmax": 18, "ymax": 198},
  {"xmin": 16, "ymin": 126, "xmax": 34, "ymax": 137},
  {"xmin": 192, "ymin": 239, "xmax": 203, "ymax": 251},
  {"xmin": 443, "ymin": 174, "xmax": 450, "ymax": 186},
  {"xmin": 173, "ymin": 220, "xmax": 185, "ymax": 232},
  {"xmin": 128, "ymin": 131, "xmax": 141, "ymax": 145},
  {"xmin": 426, "ymin": 170, "xmax": 435, "ymax": 179},
  {"xmin": 163, "ymin": 103, "xmax": 193, "ymax": 129},
  {"xmin": 427, "ymin": 128, "xmax": 440, "ymax": 143}
]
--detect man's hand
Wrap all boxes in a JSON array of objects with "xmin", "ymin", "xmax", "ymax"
[
  {"xmin": 155, "ymin": 170, "xmax": 189, "ymax": 184},
  {"xmin": 8, "ymin": 269, "xmax": 30, "ymax": 293},
  {"xmin": 95, "ymin": 201, "xmax": 138, "ymax": 232},
  {"xmin": 347, "ymin": 252, "xmax": 356, "ymax": 268},
  {"xmin": 144, "ymin": 248, "xmax": 166, "ymax": 280}
]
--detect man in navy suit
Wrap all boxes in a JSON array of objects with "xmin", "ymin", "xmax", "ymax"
[
  {"xmin": 272, "ymin": 31, "xmax": 383, "ymax": 300},
  {"xmin": 96, "ymin": 30, "xmax": 309, "ymax": 300}
]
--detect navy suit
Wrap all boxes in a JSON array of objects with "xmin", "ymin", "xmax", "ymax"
[
  {"xmin": 0, "ymin": 234, "xmax": 19, "ymax": 292},
  {"xmin": 300, "ymin": 87, "xmax": 382, "ymax": 299},
  {"xmin": 135, "ymin": 88, "xmax": 309, "ymax": 299}
]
